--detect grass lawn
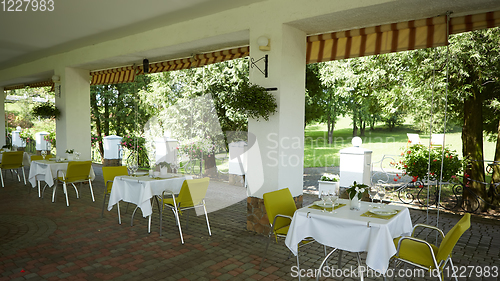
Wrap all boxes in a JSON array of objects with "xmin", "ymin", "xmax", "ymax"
[{"xmin": 304, "ymin": 117, "xmax": 497, "ymax": 168}]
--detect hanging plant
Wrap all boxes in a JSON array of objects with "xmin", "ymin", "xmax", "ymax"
[
  {"xmin": 32, "ymin": 103, "xmax": 61, "ymax": 119},
  {"xmin": 232, "ymin": 82, "xmax": 277, "ymax": 121}
]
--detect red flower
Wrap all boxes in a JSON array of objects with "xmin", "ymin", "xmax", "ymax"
[
  {"xmin": 419, "ymin": 184, "xmax": 423, "ymax": 188},
  {"xmin": 433, "ymin": 159, "xmax": 437, "ymax": 162},
  {"xmin": 404, "ymin": 164, "xmax": 408, "ymax": 168},
  {"xmin": 393, "ymin": 178, "xmax": 397, "ymax": 182},
  {"xmin": 412, "ymin": 176, "xmax": 418, "ymax": 182},
  {"xmin": 407, "ymin": 151, "xmax": 411, "ymax": 154}
]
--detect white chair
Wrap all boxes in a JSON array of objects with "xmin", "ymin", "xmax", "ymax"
[
  {"xmin": 431, "ymin": 134, "xmax": 444, "ymax": 147},
  {"xmin": 407, "ymin": 133, "xmax": 421, "ymax": 145}
]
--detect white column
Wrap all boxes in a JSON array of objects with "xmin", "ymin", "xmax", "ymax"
[
  {"xmin": 0, "ymin": 87, "xmax": 5, "ymax": 146},
  {"xmin": 55, "ymin": 67, "xmax": 91, "ymax": 159},
  {"xmin": 247, "ymin": 24, "xmax": 306, "ymax": 198}
]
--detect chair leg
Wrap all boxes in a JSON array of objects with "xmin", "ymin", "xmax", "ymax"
[
  {"xmin": 356, "ymin": 252, "xmax": 364, "ymax": 281},
  {"xmin": 448, "ymin": 258, "xmax": 458, "ymax": 281},
  {"xmin": 22, "ymin": 167, "xmax": 26, "ymax": 185},
  {"xmin": 88, "ymin": 180, "xmax": 95, "ymax": 202},
  {"xmin": 203, "ymin": 201, "xmax": 211, "ymax": 236},
  {"xmin": 297, "ymin": 252, "xmax": 301, "ymax": 281},
  {"xmin": 101, "ymin": 193, "xmax": 108, "ymax": 218},
  {"xmin": 52, "ymin": 183, "xmax": 57, "ymax": 202},
  {"xmin": 131, "ymin": 206, "xmax": 139, "ymax": 227},
  {"xmin": 63, "ymin": 182, "xmax": 70, "ymax": 206},
  {"xmin": 0, "ymin": 169, "xmax": 4, "ymax": 188},
  {"xmin": 173, "ymin": 208, "xmax": 184, "ymax": 244},
  {"xmin": 259, "ymin": 230, "xmax": 273, "ymax": 270}
]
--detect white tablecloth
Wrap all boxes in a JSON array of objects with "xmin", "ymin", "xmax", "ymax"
[
  {"xmin": 28, "ymin": 160, "xmax": 96, "ymax": 187},
  {"xmin": 107, "ymin": 174, "xmax": 192, "ymax": 218},
  {"xmin": 285, "ymin": 199, "xmax": 412, "ymax": 274}
]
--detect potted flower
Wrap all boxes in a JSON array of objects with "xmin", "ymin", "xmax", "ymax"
[
  {"xmin": 318, "ymin": 173, "xmax": 340, "ymax": 198},
  {"xmin": 65, "ymin": 149, "xmax": 75, "ymax": 160},
  {"xmin": 346, "ymin": 181, "xmax": 368, "ymax": 210},
  {"xmin": 32, "ymin": 103, "xmax": 61, "ymax": 119},
  {"xmin": 395, "ymin": 144, "xmax": 463, "ymax": 183}
]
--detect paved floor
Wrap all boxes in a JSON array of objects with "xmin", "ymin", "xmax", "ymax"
[{"xmin": 0, "ymin": 164, "xmax": 499, "ymax": 280}]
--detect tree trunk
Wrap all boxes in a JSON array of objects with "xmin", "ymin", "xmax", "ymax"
[
  {"xmin": 488, "ymin": 118, "xmax": 500, "ymax": 206},
  {"xmin": 352, "ymin": 110, "xmax": 358, "ymax": 137},
  {"xmin": 462, "ymin": 91, "xmax": 487, "ymax": 211},
  {"xmin": 360, "ymin": 121, "xmax": 366, "ymax": 137},
  {"xmin": 204, "ymin": 152, "xmax": 218, "ymax": 177}
]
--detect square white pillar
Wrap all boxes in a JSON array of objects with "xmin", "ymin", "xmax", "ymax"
[
  {"xmin": 247, "ymin": 24, "xmax": 306, "ymax": 199},
  {"xmin": 55, "ymin": 67, "xmax": 91, "ymax": 159}
]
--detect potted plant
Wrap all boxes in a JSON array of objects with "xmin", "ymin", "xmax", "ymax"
[
  {"xmin": 157, "ymin": 161, "xmax": 171, "ymax": 175},
  {"xmin": 346, "ymin": 181, "xmax": 368, "ymax": 210},
  {"xmin": 66, "ymin": 149, "xmax": 75, "ymax": 160},
  {"xmin": 32, "ymin": 103, "xmax": 61, "ymax": 119},
  {"xmin": 318, "ymin": 173, "xmax": 340, "ymax": 198}
]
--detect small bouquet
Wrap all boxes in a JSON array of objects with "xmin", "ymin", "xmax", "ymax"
[{"xmin": 346, "ymin": 181, "xmax": 368, "ymax": 200}]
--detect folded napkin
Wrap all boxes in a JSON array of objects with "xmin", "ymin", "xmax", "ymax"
[
  {"xmin": 360, "ymin": 209, "xmax": 400, "ymax": 220},
  {"xmin": 309, "ymin": 203, "xmax": 346, "ymax": 212}
]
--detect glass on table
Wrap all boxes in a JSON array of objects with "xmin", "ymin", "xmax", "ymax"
[
  {"xmin": 368, "ymin": 185, "xmax": 378, "ymax": 205},
  {"xmin": 377, "ymin": 185, "xmax": 386, "ymax": 206},
  {"xmin": 41, "ymin": 150, "xmax": 47, "ymax": 160},
  {"xmin": 320, "ymin": 191, "xmax": 328, "ymax": 212},
  {"xmin": 328, "ymin": 189, "xmax": 339, "ymax": 213}
]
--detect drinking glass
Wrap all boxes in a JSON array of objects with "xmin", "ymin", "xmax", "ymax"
[
  {"xmin": 129, "ymin": 161, "xmax": 138, "ymax": 175},
  {"xmin": 329, "ymin": 190, "xmax": 339, "ymax": 213},
  {"xmin": 369, "ymin": 185, "xmax": 378, "ymax": 205},
  {"xmin": 74, "ymin": 152, "xmax": 80, "ymax": 160},
  {"xmin": 320, "ymin": 191, "xmax": 328, "ymax": 212},
  {"xmin": 41, "ymin": 150, "xmax": 47, "ymax": 160},
  {"xmin": 378, "ymin": 186, "xmax": 386, "ymax": 206}
]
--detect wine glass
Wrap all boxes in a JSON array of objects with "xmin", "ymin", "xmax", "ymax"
[
  {"xmin": 329, "ymin": 190, "xmax": 339, "ymax": 213},
  {"xmin": 320, "ymin": 191, "xmax": 328, "ymax": 212},
  {"xmin": 369, "ymin": 185, "xmax": 378, "ymax": 206},
  {"xmin": 74, "ymin": 152, "xmax": 80, "ymax": 160},
  {"xmin": 41, "ymin": 150, "xmax": 47, "ymax": 160},
  {"xmin": 378, "ymin": 186, "xmax": 386, "ymax": 206}
]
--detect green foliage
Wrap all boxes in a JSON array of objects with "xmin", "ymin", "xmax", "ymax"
[
  {"xmin": 395, "ymin": 144, "xmax": 463, "ymax": 182},
  {"xmin": 121, "ymin": 135, "xmax": 146, "ymax": 152},
  {"xmin": 346, "ymin": 181, "xmax": 368, "ymax": 200},
  {"xmin": 19, "ymin": 129, "xmax": 33, "ymax": 142},
  {"xmin": 178, "ymin": 136, "xmax": 217, "ymax": 160},
  {"xmin": 32, "ymin": 102, "xmax": 60, "ymax": 119},
  {"xmin": 44, "ymin": 131, "xmax": 56, "ymax": 148},
  {"xmin": 231, "ymin": 82, "xmax": 277, "ymax": 121}
]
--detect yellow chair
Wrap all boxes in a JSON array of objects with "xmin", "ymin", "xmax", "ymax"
[
  {"xmin": 162, "ymin": 177, "xmax": 211, "ymax": 244},
  {"xmin": 259, "ymin": 188, "xmax": 321, "ymax": 277},
  {"xmin": 45, "ymin": 161, "xmax": 94, "ymax": 207},
  {"xmin": 101, "ymin": 166, "xmax": 128, "ymax": 224},
  {"xmin": 0, "ymin": 151, "xmax": 26, "ymax": 187},
  {"xmin": 393, "ymin": 213, "xmax": 471, "ymax": 281}
]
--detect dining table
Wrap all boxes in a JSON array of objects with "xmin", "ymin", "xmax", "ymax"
[
  {"xmin": 28, "ymin": 159, "xmax": 96, "ymax": 197},
  {"xmin": 107, "ymin": 173, "xmax": 192, "ymax": 233},
  {"xmin": 284, "ymin": 198, "xmax": 413, "ymax": 277}
]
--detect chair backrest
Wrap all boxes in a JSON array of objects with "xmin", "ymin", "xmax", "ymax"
[
  {"xmin": 102, "ymin": 166, "xmax": 129, "ymax": 193},
  {"xmin": 263, "ymin": 188, "xmax": 297, "ymax": 232},
  {"xmin": 431, "ymin": 134, "xmax": 444, "ymax": 146},
  {"xmin": 63, "ymin": 161, "xmax": 92, "ymax": 183},
  {"xmin": 436, "ymin": 213, "xmax": 471, "ymax": 263},
  {"xmin": 407, "ymin": 133, "xmax": 421, "ymax": 145},
  {"xmin": 177, "ymin": 177, "xmax": 210, "ymax": 208},
  {"xmin": 31, "ymin": 155, "xmax": 43, "ymax": 162},
  {"xmin": 1, "ymin": 151, "xmax": 24, "ymax": 169}
]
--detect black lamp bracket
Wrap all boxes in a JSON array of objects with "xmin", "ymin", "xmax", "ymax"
[{"xmin": 250, "ymin": 54, "xmax": 268, "ymax": 78}]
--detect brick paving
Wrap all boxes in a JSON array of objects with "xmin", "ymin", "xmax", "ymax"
[{"xmin": 0, "ymin": 164, "xmax": 499, "ymax": 280}]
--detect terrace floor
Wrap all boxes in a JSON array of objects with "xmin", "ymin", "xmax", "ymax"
[{"xmin": 1, "ymin": 164, "xmax": 499, "ymax": 280}]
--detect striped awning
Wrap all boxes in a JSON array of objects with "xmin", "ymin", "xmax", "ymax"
[
  {"xmin": 90, "ymin": 66, "xmax": 136, "ymax": 86},
  {"xmin": 90, "ymin": 46, "xmax": 249, "ymax": 85},
  {"xmin": 306, "ymin": 15, "xmax": 448, "ymax": 64},
  {"xmin": 137, "ymin": 46, "xmax": 249, "ymax": 75},
  {"xmin": 450, "ymin": 10, "xmax": 500, "ymax": 35},
  {"xmin": 4, "ymin": 80, "xmax": 54, "ymax": 91}
]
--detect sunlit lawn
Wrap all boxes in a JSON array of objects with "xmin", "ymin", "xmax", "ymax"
[{"xmin": 304, "ymin": 117, "xmax": 497, "ymax": 168}]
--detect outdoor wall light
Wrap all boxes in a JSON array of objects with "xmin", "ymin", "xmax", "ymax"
[
  {"xmin": 257, "ymin": 36, "xmax": 270, "ymax": 51},
  {"xmin": 143, "ymin": 59, "xmax": 149, "ymax": 74},
  {"xmin": 52, "ymin": 75, "xmax": 61, "ymax": 97},
  {"xmin": 250, "ymin": 36, "xmax": 270, "ymax": 78}
]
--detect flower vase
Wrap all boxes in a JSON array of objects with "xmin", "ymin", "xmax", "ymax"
[
  {"xmin": 350, "ymin": 194, "xmax": 361, "ymax": 210},
  {"xmin": 67, "ymin": 154, "xmax": 74, "ymax": 161},
  {"xmin": 160, "ymin": 166, "xmax": 168, "ymax": 176}
]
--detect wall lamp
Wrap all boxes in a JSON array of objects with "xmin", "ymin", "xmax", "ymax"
[
  {"xmin": 52, "ymin": 75, "xmax": 61, "ymax": 97},
  {"xmin": 250, "ymin": 36, "xmax": 270, "ymax": 78}
]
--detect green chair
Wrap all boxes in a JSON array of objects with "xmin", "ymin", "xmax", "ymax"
[
  {"xmin": 0, "ymin": 151, "xmax": 26, "ymax": 187},
  {"xmin": 162, "ymin": 177, "xmax": 211, "ymax": 244},
  {"xmin": 45, "ymin": 161, "xmax": 94, "ymax": 207},
  {"xmin": 393, "ymin": 213, "xmax": 471, "ymax": 281},
  {"xmin": 259, "ymin": 188, "xmax": 321, "ymax": 279},
  {"xmin": 102, "ymin": 166, "xmax": 128, "ymax": 224}
]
